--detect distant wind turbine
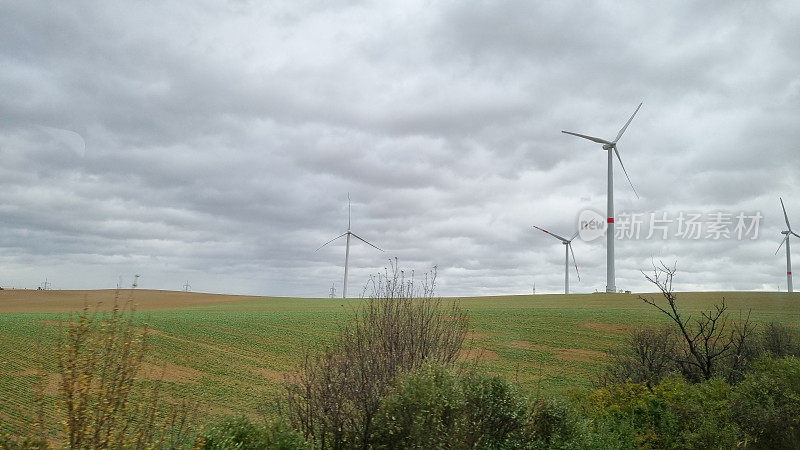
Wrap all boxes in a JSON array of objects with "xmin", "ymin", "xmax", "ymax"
[
  {"xmin": 776, "ymin": 197, "xmax": 799, "ymax": 293},
  {"xmin": 316, "ymin": 194, "xmax": 384, "ymax": 298},
  {"xmin": 562, "ymin": 102, "xmax": 642, "ymax": 292},
  {"xmin": 533, "ymin": 225, "xmax": 580, "ymax": 294}
]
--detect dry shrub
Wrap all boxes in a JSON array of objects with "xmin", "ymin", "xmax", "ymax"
[
  {"xmin": 285, "ymin": 261, "xmax": 468, "ymax": 449},
  {"xmin": 761, "ymin": 321, "xmax": 800, "ymax": 358},
  {"xmin": 53, "ymin": 291, "xmax": 193, "ymax": 449},
  {"xmin": 598, "ymin": 327, "xmax": 679, "ymax": 388},
  {"xmin": 639, "ymin": 263, "xmax": 756, "ymax": 383}
]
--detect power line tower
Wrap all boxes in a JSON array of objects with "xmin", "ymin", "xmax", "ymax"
[
  {"xmin": 329, "ymin": 283, "xmax": 336, "ymax": 298},
  {"xmin": 132, "ymin": 274, "xmax": 140, "ymax": 289},
  {"xmin": 183, "ymin": 281, "xmax": 191, "ymax": 292}
]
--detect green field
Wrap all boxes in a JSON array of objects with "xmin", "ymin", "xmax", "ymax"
[{"xmin": 1, "ymin": 290, "xmax": 798, "ymax": 436}]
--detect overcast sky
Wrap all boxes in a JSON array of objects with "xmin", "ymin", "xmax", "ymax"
[{"xmin": 1, "ymin": 1, "xmax": 799, "ymax": 296}]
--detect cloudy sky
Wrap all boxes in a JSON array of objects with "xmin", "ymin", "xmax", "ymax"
[{"xmin": 1, "ymin": 1, "xmax": 799, "ymax": 296}]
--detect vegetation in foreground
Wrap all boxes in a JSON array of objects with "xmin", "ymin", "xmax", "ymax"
[{"xmin": 1, "ymin": 265, "xmax": 799, "ymax": 448}]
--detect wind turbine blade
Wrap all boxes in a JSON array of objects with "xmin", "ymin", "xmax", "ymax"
[
  {"xmin": 350, "ymin": 232, "xmax": 384, "ymax": 252},
  {"xmin": 793, "ymin": 231, "xmax": 800, "ymax": 239},
  {"xmin": 315, "ymin": 232, "xmax": 348, "ymax": 252},
  {"xmin": 614, "ymin": 148, "xmax": 639, "ymax": 199},
  {"xmin": 569, "ymin": 230, "xmax": 580, "ymax": 241},
  {"xmin": 561, "ymin": 131, "xmax": 612, "ymax": 145},
  {"xmin": 776, "ymin": 235, "xmax": 788, "ymax": 255},
  {"xmin": 532, "ymin": 225, "xmax": 568, "ymax": 242},
  {"xmin": 348, "ymin": 193, "xmax": 352, "ymax": 230},
  {"xmin": 569, "ymin": 243, "xmax": 580, "ymax": 281},
  {"xmin": 780, "ymin": 197, "xmax": 791, "ymax": 231},
  {"xmin": 613, "ymin": 102, "xmax": 643, "ymax": 144}
]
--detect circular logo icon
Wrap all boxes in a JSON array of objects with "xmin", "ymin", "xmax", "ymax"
[{"xmin": 578, "ymin": 209, "xmax": 607, "ymax": 242}]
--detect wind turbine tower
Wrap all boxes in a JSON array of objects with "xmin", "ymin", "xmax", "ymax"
[
  {"xmin": 562, "ymin": 103, "xmax": 642, "ymax": 292},
  {"xmin": 316, "ymin": 195, "xmax": 384, "ymax": 298},
  {"xmin": 777, "ymin": 197, "xmax": 798, "ymax": 293},
  {"xmin": 533, "ymin": 225, "xmax": 581, "ymax": 294}
]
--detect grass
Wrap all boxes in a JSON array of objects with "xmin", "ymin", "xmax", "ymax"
[{"xmin": 0, "ymin": 289, "xmax": 798, "ymax": 436}]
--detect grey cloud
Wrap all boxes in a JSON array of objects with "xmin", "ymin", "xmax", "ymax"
[{"xmin": 0, "ymin": 1, "xmax": 798, "ymax": 296}]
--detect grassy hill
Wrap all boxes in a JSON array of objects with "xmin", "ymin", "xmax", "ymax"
[{"xmin": 1, "ymin": 289, "xmax": 798, "ymax": 435}]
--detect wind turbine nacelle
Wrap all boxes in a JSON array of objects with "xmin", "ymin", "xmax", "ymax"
[
  {"xmin": 602, "ymin": 143, "xmax": 613, "ymax": 150},
  {"xmin": 782, "ymin": 230, "xmax": 791, "ymax": 235}
]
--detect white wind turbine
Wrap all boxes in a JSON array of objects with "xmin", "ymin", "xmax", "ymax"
[
  {"xmin": 776, "ymin": 197, "xmax": 798, "ymax": 293},
  {"xmin": 316, "ymin": 195, "xmax": 384, "ymax": 298},
  {"xmin": 533, "ymin": 225, "xmax": 580, "ymax": 294},
  {"xmin": 562, "ymin": 103, "xmax": 642, "ymax": 293}
]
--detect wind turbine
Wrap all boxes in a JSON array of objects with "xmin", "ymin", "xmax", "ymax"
[
  {"xmin": 776, "ymin": 197, "xmax": 798, "ymax": 293},
  {"xmin": 316, "ymin": 195, "xmax": 384, "ymax": 298},
  {"xmin": 533, "ymin": 225, "xmax": 580, "ymax": 294},
  {"xmin": 562, "ymin": 102, "xmax": 642, "ymax": 293}
]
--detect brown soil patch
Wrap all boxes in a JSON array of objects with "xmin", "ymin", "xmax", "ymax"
[
  {"xmin": 505, "ymin": 342, "xmax": 606, "ymax": 362},
  {"xmin": 582, "ymin": 322, "xmax": 630, "ymax": 333},
  {"xmin": 465, "ymin": 332, "xmax": 488, "ymax": 339},
  {"xmin": 147, "ymin": 328, "xmax": 169, "ymax": 337},
  {"xmin": 42, "ymin": 373, "xmax": 60, "ymax": 395},
  {"xmin": 39, "ymin": 320, "xmax": 70, "ymax": 327},
  {"xmin": 253, "ymin": 367, "xmax": 289, "ymax": 382},
  {"xmin": 458, "ymin": 348, "xmax": 500, "ymax": 361},
  {"xmin": 507, "ymin": 340, "xmax": 533, "ymax": 349},
  {"xmin": 138, "ymin": 362, "xmax": 203, "ymax": 384},
  {"xmin": 0, "ymin": 289, "xmax": 263, "ymax": 313},
  {"xmin": 14, "ymin": 368, "xmax": 60, "ymax": 395},
  {"xmin": 555, "ymin": 348, "xmax": 606, "ymax": 362}
]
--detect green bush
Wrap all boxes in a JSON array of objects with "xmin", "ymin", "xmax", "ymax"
[
  {"xmin": 761, "ymin": 322, "xmax": 800, "ymax": 358},
  {"xmin": 460, "ymin": 371, "xmax": 528, "ymax": 448},
  {"xmin": 524, "ymin": 397, "xmax": 591, "ymax": 449},
  {"xmin": 652, "ymin": 376, "xmax": 740, "ymax": 449},
  {"xmin": 585, "ymin": 375, "xmax": 741, "ymax": 449},
  {"xmin": 198, "ymin": 416, "xmax": 310, "ymax": 450},
  {"xmin": 371, "ymin": 364, "xmax": 527, "ymax": 449},
  {"xmin": 731, "ymin": 356, "xmax": 800, "ymax": 448}
]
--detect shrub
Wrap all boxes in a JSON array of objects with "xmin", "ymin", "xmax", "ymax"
[
  {"xmin": 731, "ymin": 356, "xmax": 800, "ymax": 448},
  {"xmin": 524, "ymin": 397, "xmax": 588, "ymax": 449},
  {"xmin": 652, "ymin": 376, "xmax": 740, "ymax": 449},
  {"xmin": 585, "ymin": 375, "xmax": 742, "ymax": 449},
  {"xmin": 761, "ymin": 322, "xmax": 799, "ymax": 358},
  {"xmin": 371, "ymin": 364, "xmax": 527, "ymax": 449},
  {"xmin": 285, "ymin": 263, "xmax": 468, "ymax": 449},
  {"xmin": 198, "ymin": 416, "xmax": 310, "ymax": 450},
  {"xmin": 639, "ymin": 263, "xmax": 755, "ymax": 383},
  {"xmin": 55, "ymin": 296, "xmax": 153, "ymax": 448},
  {"xmin": 460, "ymin": 371, "xmax": 528, "ymax": 448},
  {"xmin": 598, "ymin": 327, "xmax": 678, "ymax": 388},
  {"xmin": 49, "ymin": 293, "xmax": 194, "ymax": 449},
  {"xmin": 371, "ymin": 364, "xmax": 464, "ymax": 449}
]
